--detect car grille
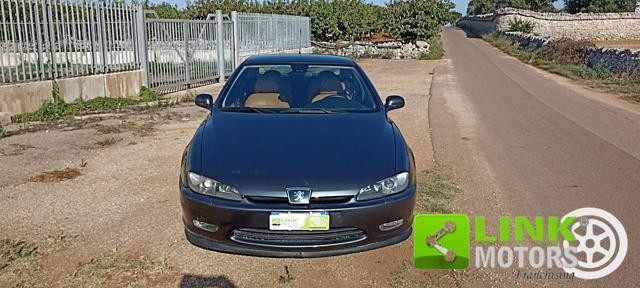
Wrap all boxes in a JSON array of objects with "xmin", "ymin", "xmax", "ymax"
[
  {"xmin": 245, "ymin": 196, "xmax": 352, "ymax": 204},
  {"xmin": 230, "ymin": 228, "xmax": 367, "ymax": 247}
]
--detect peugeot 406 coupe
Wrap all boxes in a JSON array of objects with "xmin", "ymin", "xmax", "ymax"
[{"xmin": 179, "ymin": 54, "xmax": 416, "ymax": 257}]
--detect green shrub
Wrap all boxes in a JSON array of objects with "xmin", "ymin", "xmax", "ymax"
[
  {"xmin": 556, "ymin": 62, "xmax": 612, "ymax": 80},
  {"xmin": 139, "ymin": 86, "xmax": 161, "ymax": 102},
  {"xmin": 11, "ymin": 85, "xmax": 152, "ymax": 123},
  {"xmin": 483, "ymin": 33, "xmax": 538, "ymax": 61},
  {"xmin": 11, "ymin": 97, "xmax": 142, "ymax": 123},
  {"xmin": 533, "ymin": 58, "xmax": 548, "ymax": 66},
  {"xmin": 507, "ymin": 18, "xmax": 535, "ymax": 34},
  {"xmin": 43, "ymin": 81, "xmax": 67, "ymax": 119},
  {"xmin": 537, "ymin": 38, "xmax": 595, "ymax": 65},
  {"xmin": 0, "ymin": 124, "xmax": 7, "ymax": 138},
  {"xmin": 483, "ymin": 34, "xmax": 518, "ymax": 53},
  {"xmin": 419, "ymin": 36, "xmax": 445, "ymax": 60},
  {"xmin": 11, "ymin": 81, "xmax": 67, "ymax": 122},
  {"xmin": 556, "ymin": 64, "xmax": 599, "ymax": 79},
  {"xmin": 593, "ymin": 62, "xmax": 614, "ymax": 79}
]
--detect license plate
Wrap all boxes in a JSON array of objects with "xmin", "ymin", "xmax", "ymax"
[{"xmin": 269, "ymin": 212, "xmax": 329, "ymax": 231}]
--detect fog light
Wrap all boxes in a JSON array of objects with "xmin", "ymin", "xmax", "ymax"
[
  {"xmin": 379, "ymin": 219, "xmax": 404, "ymax": 231},
  {"xmin": 193, "ymin": 220, "xmax": 218, "ymax": 232}
]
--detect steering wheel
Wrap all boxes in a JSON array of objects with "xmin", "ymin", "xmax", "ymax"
[
  {"xmin": 562, "ymin": 217, "xmax": 616, "ymax": 269},
  {"xmin": 323, "ymin": 94, "xmax": 349, "ymax": 100}
]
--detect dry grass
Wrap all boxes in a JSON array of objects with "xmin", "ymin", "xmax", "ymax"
[
  {"xmin": 93, "ymin": 124, "xmax": 122, "ymax": 135},
  {"xmin": 1, "ymin": 233, "xmax": 81, "ymax": 287},
  {"xmin": 277, "ymin": 265, "xmax": 294, "ymax": 283},
  {"xmin": 0, "ymin": 239, "xmax": 38, "ymax": 273},
  {"xmin": 416, "ymin": 164, "xmax": 462, "ymax": 214},
  {"xmin": 66, "ymin": 256, "xmax": 174, "ymax": 288},
  {"xmin": 593, "ymin": 40, "xmax": 640, "ymax": 50},
  {"xmin": 0, "ymin": 144, "xmax": 37, "ymax": 157},
  {"xmin": 29, "ymin": 168, "xmax": 82, "ymax": 183},
  {"xmin": 120, "ymin": 120, "xmax": 156, "ymax": 137},
  {"xmin": 81, "ymin": 137, "xmax": 122, "ymax": 150}
]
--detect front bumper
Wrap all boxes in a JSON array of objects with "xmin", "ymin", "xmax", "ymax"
[{"xmin": 180, "ymin": 184, "xmax": 416, "ymax": 258}]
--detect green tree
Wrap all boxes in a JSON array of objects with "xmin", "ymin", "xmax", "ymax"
[
  {"xmin": 309, "ymin": 0, "xmax": 341, "ymax": 40},
  {"xmin": 447, "ymin": 11, "xmax": 463, "ymax": 24},
  {"xmin": 495, "ymin": 0, "xmax": 530, "ymax": 10},
  {"xmin": 466, "ymin": 0, "xmax": 555, "ymax": 14},
  {"xmin": 564, "ymin": 0, "xmax": 636, "ymax": 13},
  {"xmin": 526, "ymin": 0, "xmax": 556, "ymax": 11},
  {"xmin": 466, "ymin": 0, "xmax": 496, "ymax": 15},
  {"xmin": 387, "ymin": 0, "xmax": 454, "ymax": 43},
  {"xmin": 148, "ymin": 0, "xmax": 455, "ymax": 42},
  {"xmin": 146, "ymin": 2, "xmax": 184, "ymax": 19}
]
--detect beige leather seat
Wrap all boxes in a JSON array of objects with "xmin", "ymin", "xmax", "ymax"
[
  {"xmin": 245, "ymin": 71, "xmax": 289, "ymax": 108},
  {"xmin": 309, "ymin": 71, "xmax": 345, "ymax": 103}
]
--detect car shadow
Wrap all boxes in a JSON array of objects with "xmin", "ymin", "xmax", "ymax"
[{"xmin": 179, "ymin": 274, "xmax": 237, "ymax": 288}]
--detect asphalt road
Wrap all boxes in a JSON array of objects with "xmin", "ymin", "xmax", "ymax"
[{"xmin": 430, "ymin": 28, "xmax": 640, "ymax": 286}]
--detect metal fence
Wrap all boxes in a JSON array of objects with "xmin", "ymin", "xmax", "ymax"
[
  {"xmin": 144, "ymin": 11, "xmax": 310, "ymax": 93},
  {"xmin": 237, "ymin": 13, "xmax": 310, "ymax": 55},
  {"xmin": 144, "ymin": 12, "xmax": 230, "ymax": 93},
  {"xmin": 1, "ymin": 0, "xmax": 311, "ymax": 94},
  {"xmin": 0, "ymin": 0, "xmax": 141, "ymax": 83}
]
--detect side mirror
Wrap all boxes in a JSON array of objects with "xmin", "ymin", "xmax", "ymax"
[
  {"xmin": 195, "ymin": 94, "xmax": 213, "ymax": 109},
  {"xmin": 385, "ymin": 95, "xmax": 405, "ymax": 111}
]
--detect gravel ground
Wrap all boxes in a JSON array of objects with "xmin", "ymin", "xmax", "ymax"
[{"xmin": 0, "ymin": 59, "xmax": 453, "ymax": 288}]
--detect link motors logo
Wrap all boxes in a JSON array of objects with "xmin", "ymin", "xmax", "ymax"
[
  {"xmin": 561, "ymin": 207, "xmax": 628, "ymax": 279},
  {"xmin": 413, "ymin": 207, "xmax": 628, "ymax": 280}
]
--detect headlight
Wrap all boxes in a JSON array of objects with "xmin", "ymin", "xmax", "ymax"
[
  {"xmin": 357, "ymin": 172, "xmax": 409, "ymax": 201},
  {"xmin": 187, "ymin": 172, "xmax": 242, "ymax": 201}
]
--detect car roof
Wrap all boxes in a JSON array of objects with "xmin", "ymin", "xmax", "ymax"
[{"xmin": 241, "ymin": 54, "xmax": 357, "ymax": 66}]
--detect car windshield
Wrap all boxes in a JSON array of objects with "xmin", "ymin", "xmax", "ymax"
[{"xmin": 220, "ymin": 64, "xmax": 379, "ymax": 113}]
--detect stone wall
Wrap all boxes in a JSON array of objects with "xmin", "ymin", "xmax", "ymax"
[
  {"xmin": 312, "ymin": 41, "xmax": 431, "ymax": 59},
  {"xmin": 587, "ymin": 47, "xmax": 640, "ymax": 75},
  {"xmin": 458, "ymin": 8, "xmax": 640, "ymax": 40},
  {"xmin": 498, "ymin": 31, "xmax": 640, "ymax": 76},
  {"xmin": 503, "ymin": 32, "xmax": 552, "ymax": 49}
]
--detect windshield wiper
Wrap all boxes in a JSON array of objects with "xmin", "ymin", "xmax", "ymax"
[
  {"xmin": 221, "ymin": 107, "xmax": 271, "ymax": 113},
  {"xmin": 280, "ymin": 108, "xmax": 337, "ymax": 114}
]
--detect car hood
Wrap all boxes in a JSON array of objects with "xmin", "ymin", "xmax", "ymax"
[{"xmin": 198, "ymin": 112, "xmax": 396, "ymax": 197}]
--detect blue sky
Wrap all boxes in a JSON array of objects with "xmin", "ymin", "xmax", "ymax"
[{"xmin": 150, "ymin": 0, "xmax": 566, "ymax": 14}]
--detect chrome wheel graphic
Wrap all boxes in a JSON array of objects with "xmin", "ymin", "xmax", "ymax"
[{"xmin": 561, "ymin": 207, "xmax": 627, "ymax": 280}]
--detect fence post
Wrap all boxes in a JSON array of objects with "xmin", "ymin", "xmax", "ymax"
[
  {"xmin": 231, "ymin": 11, "xmax": 239, "ymax": 69},
  {"xmin": 88, "ymin": 2, "xmax": 97, "ymax": 74},
  {"xmin": 45, "ymin": 0, "xmax": 57, "ymax": 79},
  {"xmin": 184, "ymin": 21, "xmax": 191, "ymax": 88},
  {"xmin": 34, "ymin": 0, "xmax": 45, "ymax": 80},
  {"xmin": 216, "ymin": 10, "xmax": 224, "ymax": 83},
  {"xmin": 99, "ymin": 2, "xmax": 108, "ymax": 73},
  {"xmin": 136, "ymin": 5, "xmax": 148, "ymax": 87}
]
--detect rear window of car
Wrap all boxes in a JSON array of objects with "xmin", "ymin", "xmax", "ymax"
[{"xmin": 219, "ymin": 64, "xmax": 379, "ymax": 113}]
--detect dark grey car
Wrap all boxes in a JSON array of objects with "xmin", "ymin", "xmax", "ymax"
[{"xmin": 180, "ymin": 54, "xmax": 416, "ymax": 257}]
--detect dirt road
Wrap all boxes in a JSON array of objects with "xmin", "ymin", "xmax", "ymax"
[
  {"xmin": 431, "ymin": 28, "xmax": 640, "ymax": 286},
  {"xmin": 0, "ymin": 60, "xmax": 458, "ymax": 287}
]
